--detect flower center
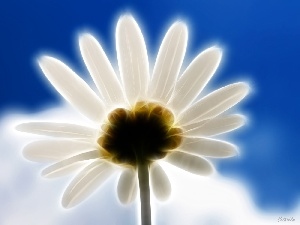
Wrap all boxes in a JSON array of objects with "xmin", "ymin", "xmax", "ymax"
[{"xmin": 98, "ymin": 101, "xmax": 183, "ymax": 167}]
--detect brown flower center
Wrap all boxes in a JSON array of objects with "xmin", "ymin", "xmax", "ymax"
[{"xmin": 98, "ymin": 101, "xmax": 182, "ymax": 167}]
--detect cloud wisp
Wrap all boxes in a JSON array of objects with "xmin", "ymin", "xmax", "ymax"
[{"xmin": 0, "ymin": 105, "xmax": 299, "ymax": 225}]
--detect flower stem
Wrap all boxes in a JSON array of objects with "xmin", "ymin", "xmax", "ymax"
[{"xmin": 137, "ymin": 162, "xmax": 152, "ymax": 225}]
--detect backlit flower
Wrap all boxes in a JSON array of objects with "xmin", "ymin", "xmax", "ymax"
[{"xmin": 17, "ymin": 15, "xmax": 249, "ymax": 209}]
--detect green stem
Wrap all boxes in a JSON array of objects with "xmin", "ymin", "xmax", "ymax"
[{"xmin": 137, "ymin": 162, "xmax": 152, "ymax": 225}]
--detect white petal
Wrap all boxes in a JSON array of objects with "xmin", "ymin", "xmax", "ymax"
[
  {"xmin": 179, "ymin": 82, "xmax": 250, "ymax": 126},
  {"xmin": 180, "ymin": 137, "xmax": 238, "ymax": 158},
  {"xmin": 150, "ymin": 162, "xmax": 171, "ymax": 201},
  {"xmin": 16, "ymin": 122, "xmax": 97, "ymax": 138},
  {"xmin": 23, "ymin": 140, "xmax": 96, "ymax": 162},
  {"xmin": 149, "ymin": 22, "xmax": 187, "ymax": 103},
  {"xmin": 62, "ymin": 160, "xmax": 114, "ymax": 208},
  {"xmin": 165, "ymin": 151, "xmax": 213, "ymax": 175},
  {"xmin": 45, "ymin": 163, "xmax": 86, "ymax": 178},
  {"xmin": 79, "ymin": 33, "xmax": 124, "ymax": 105},
  {"xmin": 117, "ymin": 168, "xmax": 137, "ymax": 204},
  {"xmin": 38, "ymin": 56, "xmax": 105, "ymax": 122},
  {"xmin": 116, "ymin": 15, "xmax": 149, "ymax": 103},
  {"xmin": 183, "ymin": 114, "xmax": 245, "ymax": 137},
  {"xmin": 42, "ymin": 150, "xmax": 100, "ymax": 178},
  {"xmin": 169, "ymin": 47, "xmax": 222, "ymax": 112}
]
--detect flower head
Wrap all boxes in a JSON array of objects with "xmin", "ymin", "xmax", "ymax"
[{"xmin": 17, "ymin": 15, "xmax": 249, "ymax": 208}]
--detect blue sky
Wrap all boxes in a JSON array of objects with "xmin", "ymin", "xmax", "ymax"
[{"xmin": 1, "ymin": 0, "xmax": 300, "ymax": 224}]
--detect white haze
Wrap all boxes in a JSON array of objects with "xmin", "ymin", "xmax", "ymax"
[{"xmin": 0, "ymin": 104, "xmax": 299, "ymax": 225}]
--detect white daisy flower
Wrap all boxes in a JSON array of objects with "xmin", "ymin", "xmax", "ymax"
[{"xmin": 17, "ymin": 14, "xmax": 249, "ymax": 225}]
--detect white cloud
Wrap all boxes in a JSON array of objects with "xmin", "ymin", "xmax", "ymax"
[
  {"xmin": 0, "ymin": 106, "xmax": 299, "ymax": 225},
  {"xmin": 155, "ymin": 162, "xmax": 299, "ymax": 225}
]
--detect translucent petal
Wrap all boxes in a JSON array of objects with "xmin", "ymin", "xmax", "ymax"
[
  {"xmin": 79, "ymin": 33, "xmax": 124, "ymax": 105},
  {"xmin": 169, "ymin": 47, "xmax": 222, "ymax": 112},
  {"xmin": 149, "ymin": 22, "xmax": 187, "ymax": 103},
  {"xmin": 23, "ymin": 139, "xmax": 96, "ymax": 162},
  {"xmin": 165, "ymin": 151, "xmax": 213, "ymax": 175},
  {"xmin": 38, "ymin": 56, "xmax": 105, "ymax": 122},
  {"xmin": 180, "ymin": 137, "xmax": 238, "ymax": 158},
  {"xmin": 42, "ymin": 150, "xmax": 100, "ymax": 178},
  {"xmin": 117, "ymin": 168, "xmax": 137, "ymax": 204},
  {"xmin": 116, "ymin": 15, "xmax": 149, "ymax": 103},
  {"xmin": 179, "ymin": 82, "xmax": 250, "ymax": 126},
  {"xmin": 62, "ymin": 160, "xmax": 114, "ymax": 208},
  {"xmin": 44, "ymin": 163, "xmax": 85, "ymax": 178},
  {"xmin": 16, "ymin": 122, "xmax": 97, "ymax": 138},
  {"xmin": 183, "ymin": 114, "xmax": 245, "ymax": 137},
  {"xmin": 150, "ymin": 162, "xmax": 171, "ymax": 201}
]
